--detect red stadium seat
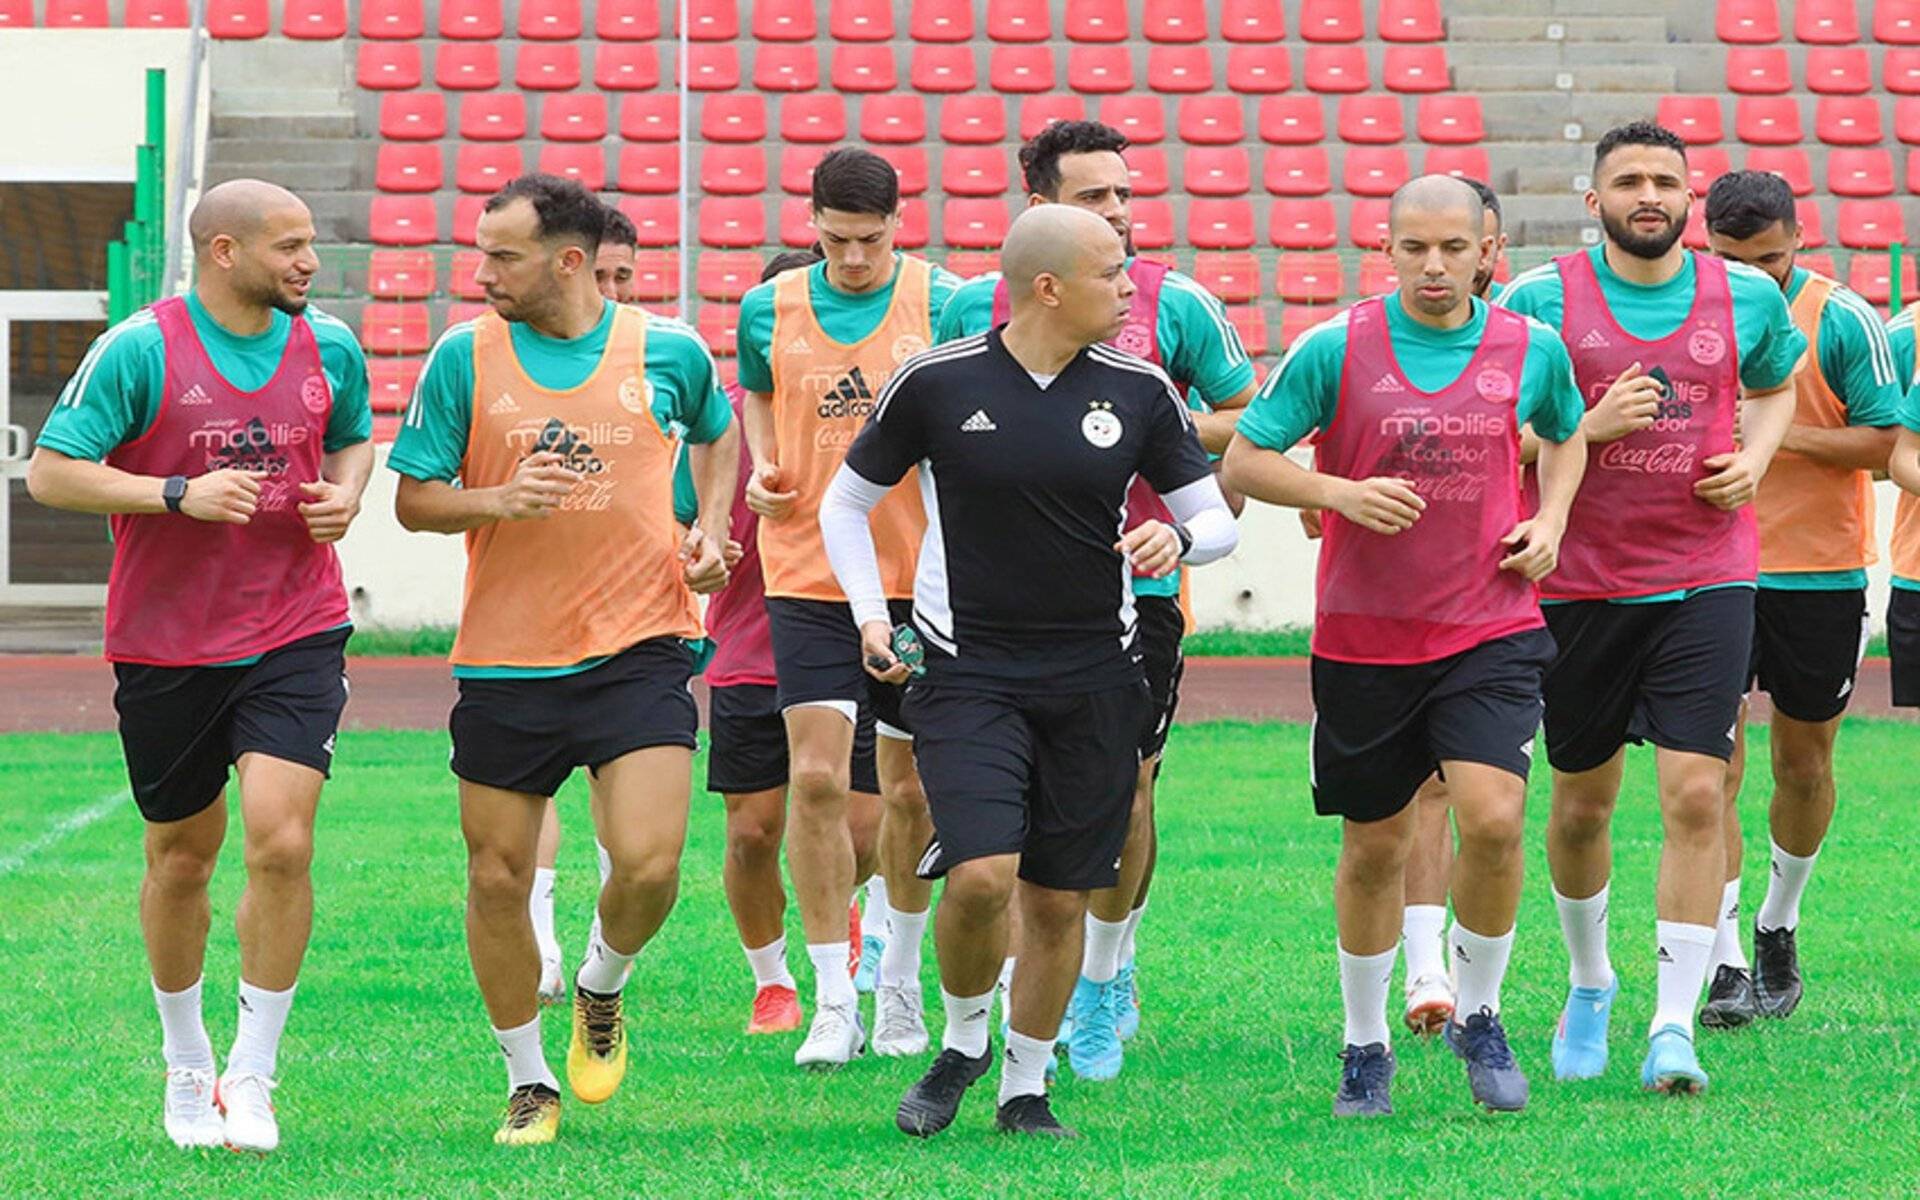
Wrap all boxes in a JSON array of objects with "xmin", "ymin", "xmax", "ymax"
[
  {"xmin": 1909, "ymin": 149, "xmax": 1920, "ymax": 193},
  {"xmin": 754, "ymin": 45, "xmax": 818, "ymax": 92},
  {"xmin": 1223, "ymin": 0, "xmax": 1284, "ymax": 41},
  {"xmin": 1745, "ymin": 146, "xmax": 1813, "ymax": 193},
  {"xmin": 680, "ymin": 0, "xmax": 738, "ymax": 40},
  {"xmin": 1264, "ymin": 146, "xmax": 1333, "ymax": 195},
  {"xmin": 1423, "ymin": 145, "xmax": 1490, "ymax": 181},
  {"xmin": 620, "ymin": 93, "xmax": 679, "ymax": 141},
  {"xmin": 451, "ymin": 195, "xmax": 487, "ymax": 245},
  {"xmin": 1227, "ymin": 45, "xmax": 1293, "ymax": 94},
  {"xmin": 1795, "ymin": 0, "xmax": 1860, "ymax": 42},
  {"xmin": 458, "ymin": 143, "xmax": 524, "ymax": 193},
  {"xmin": 943, "ymin": 199, "xmax": 1011, "ymax": 248},
  {"xmin": 700, "ymin": 146, "xmax": 766, "ymax": 196},
  {"xmin": 1726, "ymin": 47, "xmax": 1794, "ymax": 93},
  {"xmin": 1818, "ymin": 95, "xmax": 1884, "ymax": 143},
  {"xmin": 45, "ymin": 0, "xmax": 107, "ymax": 25},
  {"xmin": 436, "ymin": 42, "xmax": 499, "ymax": 90},
  {"xmin": 1227, "ymin": 305, "xmax": 1269, "ymax": 356},
  {"xmin": 595, "ymin": 43, "xmax": 660, "ymax": 91},
  {"xmin": 861, "ymin": 94, "xmax": 927, "ymax": 143},
  {"xmin": 207, "ymin": 0, "xmax": 268, "ymax": 37},
  {"xmin": 358, "ymin": 0, "xmax": 421, "ymax": 37},
  {"xmin": 940, "ymin": 95, "xmax": 1006, "ymax": 143},
  {"xmin": 1417, "ymin": 95, "xmax": 1484, "ymax": 144},
  {"xmin": 126, "ymin": 0, "xmax": 191, "ymax": 26},
  {"xmin": 357, "ymin": 43, "xmax": 422, "ymax": 90},
  {"xmin": 897, "ymin": 199, "xmax": 932, "ymax": 248},
  {"xmin": 700, "ymin": 198, "xmax": 766, "ymax": 248},
  {"xmin": 1185, "ymin": 147, "xmax": 1252, "ymax": 196},
  {"xmin": 911, "ymin": 45, "xmax": 976, "ymax": 92},
  {"xmin": 1126, "ymin": 147, "xmax": 1169, "ymax": 194},
  {"xmin": 1338, "ymin": 95, "xmax": 1405, "ymax": 144},
  {"xmin": 1807, "ymin": 48, "xmax": 1872, "ymax": 93},
  {"xmin": 1180, "ymin": 95, "xmax": 1246, "ymax": 144},
  {"xmin": 540, "ymin": 144, "xmax": 606, "ymax": 191},
  {"xmin": 1382, "ymin": 45, "xmax": 1450, "ymax": 93},
  {"xmin": 1687, "ymin": 146, "xmax": 1733, "ymax": 195},
  {"xmin": 1349, "ymin": 199, "xmax": 1392, "ymax": 248},
  {"xmin": 375, "ymin": 143, "xmax": 442, "ymax": 193},
  {"xmin": 1839, "ymin": 199, "xmax": 1904, "ymax": 247},
  {"xmin": 1736, "ymin": 96, "xmax": 1803, "ymax": 144},
  {"xmin": 438, "ymin": 0, "xmax": 500, "ymax": 38},
  {"xmin": 1144, "ymin": 0, "xmax": 1207, "ymax": 42},
  {"xmin": 1879, "ymin": 0, "xmax": 1920, "ymax": 43},
  {"xmin": 367, "ymin": 251, "xmax": 435, "ymax": 301},
  {"xmin": 880, "ymin": 145, "xmax": 930, "ymax": 194},
  {"xmin": 459, "ymin": 93, "xmax": 525, "ymax": 141},
  {"xmin": 1187, "ymin": 199, "xmax": 1256, "ymax": 249},
  {"xmin": 681, "ymin": 44, "xmax": 740, "ymax": 91},
  {"xmin": 1656, "ymin": 96, "xmax": 1724, "ymax": 145},
  {"xmin": 1846, "ymin": 253, "xmax": 1905, "ymax": 303},
  {"xmin": 1275, "ymin": 252, "xmax": 1345, "ymax": 302},
  {"xmin": 944, "ymin": 251, "xmax": 1000, "ymax": 276},
  {"xmin": 1147, "ymin": 46, "xmax": 1213, "ymax": 92},
  {"xmin": 1192, "ymin": 252, "xmax": 1261, "ymax": 302},
  {"xmin": 596, "ymin": 0, "xmax": 659, "ymax": 38},
  {"xmin": 782, "ymin": 94, "xmax": 846, "ymax": 143},
  {"xmin": 1830, "ymin": 148, "xmax": 1896, "ymax": 196},
  {"xmin": 1102, "ymin": 94, "xmax": 1167, "ymax": 143},
  {"xmin": 832, "ymin": 45, "xmax": 898, "ymax": 92},
  {"xmin": 987, "ymin": 0, "xmax": 1047, "ymax": 40},
  {"xmin": 540, "ymin": 94, "xmax": 605, "ymax": 141},
  {"xmin": 1797, "ymin": 199, "xmax": 1829, "ymax": 246},
  {"xmin": 1888, "ymin": 47, "xmax": 1920, "ymax": 91},
  {"xmin": 1798, "ymin": 252, "xmax": 1837, "ymax": 277},
  {"xmin": 911, "ymin": 0, "xmax": 973, "ymax": 41},
  {"xmin": 1260, "ymin": 95, "xmax": 1327, "ymax": 144},
  {"xmin": 515, "ymin": 43, "xmax": 580, "ymax": 91},
  {"xmin": 620, "ymin": 197, "xmax": 681, "ymax": 247},
  {"xmin": 617, "ymin": 144, "xmax": 679, "ymax": 194},
  {"xmin": 752, "ymin": 0, "xmax": 813, "ymax": 40},
  {"xmin": 1380, "ymin": 0, "xmax": 1444, "ymax": 42},
  {"xmin": 1129, "ymin": 200, "xmax": 1176, "ymax": 248},
  {"xmin": 367, "ymin": 358, "xmax": 423, "ymax": 413},
  {"xmin": 1021, "ymin": 94, "xmax": 1088, "ymax": 138},
  {"xmin": 1344, "ymin": 146, "xmax": 1410, "ymax": 196},
  {"xmin": 1304, "ymin": 46, "xmax": 1370, "ymax": 93},
  {"xmin": 1718, "ymin": 0, "xmax": 1781, "ymax": 42},
  {"xmin": 1065, "ymin": 0, "xmax": 1128, "ymax": 42},
  {"xmin": 368, "ymin": 196, "xmax": 438, "ymax": 246},
  {"xmin": 941, "ymin": 147, "xmax": 1010, "ymax": 196},
  {"xmin": 696, "ymin": 305, "xmax": 743, "ymax": 358},
  {"xmin": 990, "ymin": 46, "xmax": 1055, "ymax": 93},
  {"xmin": 1300, "ymin": 0, "xmax": 1363, "ymax": 41},
  {"xmin": 1683, "ymin": 205, "xmax": 1711, "ymax": 251},
  {"xmin": 281, "ymin": 0, "xmax": 344, "ymax": 38},
  {"xmin": 1280, "ymin": 304, "xmax": 1335, "ymax": 348},
  {"xmin": 1898, "ymin": 97, "xmax": 1920, "ymax": 142},
  {"xmin": 517, "ymin": 0, "xmax": 579, "ymax": 38},
  {"xmin": 831, "ymin": 0, "xmax": 893, "ymax": 40},
  {"xmin": 701, "ymin": 94, "xmax": 766, "ymax": 142},
  {"xmin": 380, "ymin": 92, "xmax": 445, "ymax": 141},
  {"xmin": 1068, "ymin": 45, "xmax": 1135, "ymax": 93}
]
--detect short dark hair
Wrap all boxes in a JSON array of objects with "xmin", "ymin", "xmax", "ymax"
[
  {"xmin": 1019, "ymin": 120, "xmax": 1130, "ymax": 198},
  {"xmin": 761, "ymin": 249, "xmax": 823, "ymax": 284},
  {"xmin": 1593, "ymin": 120, "xmax": 1689, "ymax": 177},
  {"xmin": 483, "ymin": 174, "xmax": 607, "ymax": 251},
  {"xmin": 598, "ymin": 206, "xmax": 637, "ymax": 251},
  {"xmin": 1460, "ymin": 177, "xmax": 1502, "ymax": 228},
  {"xmin": 810, "ymin": 148, "xmax": 899, "ymax": 216},
  {"xmin": 1703, "ymin": 170, "xmax": 1796, "ymax": 241}
]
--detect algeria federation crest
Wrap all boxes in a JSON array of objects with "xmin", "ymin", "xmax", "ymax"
[
  {"xmin": 300, "ymin": 374, "xmax": 330, "ymax": 415},
  {"xmin": 1082, "ymin": 400, "xmax": 1122, "ymax": 449},
  {"xmin": 617, "ymin": 373, "xmax": 653, "ymax": 415}
]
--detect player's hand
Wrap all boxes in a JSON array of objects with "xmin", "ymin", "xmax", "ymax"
[
  {"xmin": 1582, "ymin": 361, "xmax": 1662, "ymax": 444},
  {"xmin": 1116, "ymin": 520, "xmax": 1182, "ymax": 579},
  {"xmin": 723, "ymin": 537, "xmax": 745, "ymax": 569},
  {"xmin": 1694, "ymin": 450, "xmax": 1763, "ymax": 511},
  {"xmin": 494, "ymin": 451, "xmax": 580, "ymax": 520},
  {"xmin": 1331, "ymin": 476, "xmax": 1426, "ymax": 534},
  {"xmin": 1498, "ymin": 516, "xmax": 1564, "ymax": 581},
  {"xmin": 745, "ymin": 461, "xmax": 799, "ymax": 519},
  {"xmin": 679, "ymin": 526, "xmax": 729, "ymax": 594},
  {"xmin": 860, "ymin": 619, "xmax": 910, "ymax": 684},
  {"xmin": 1298, "ymin": 509, "xmax": 1324, "ymax": 540},
  {"xmin": 296, "ymin": 478, "xmax": 361, "ymax": 543},
  {"xmin": 180, "ymin": 468, "xmax": 267, "ymax": 525}
]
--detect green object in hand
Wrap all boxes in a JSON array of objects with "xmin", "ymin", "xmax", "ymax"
[{"xmin": 891, "ymin": 623, "xmax": 927, "ymax": 679}]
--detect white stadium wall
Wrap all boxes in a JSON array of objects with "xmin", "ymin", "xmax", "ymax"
[{"xmin": 0, "ymin": 31, "xmax": 201, "ymax": 182}]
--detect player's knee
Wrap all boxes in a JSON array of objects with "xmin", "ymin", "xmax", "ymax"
[
  {"xmin": 1552, "ymin": 789, "xmax": 1616, "ymax": 841},
  {"xmin": 788, "ymin": 759, "xmax": 849, "ymax": 809},
  {"xmin": 242, "ymin": 823, "xmax": 313, "ymax": 881},
  {"xmin": 607, "ymin": 845, "xmax": 682, "ymax": 897},
  {"xmin": 942, "ymin": 859, "xmax": 1014, "ymax": 920},
  {"xmin": 146, "ymin": 838, "xmax": 218, "ymax": 892},
  {"xmin": 1339, "ymin": 830, "xmax": 1409, "ymax": 887},
  {"xmin": 725, "ymin": 812, "xmax": 783, "ymax": 867},
  {"xmin": 882, "ymin": 777, "xmax": 927, "ymax": 817},
  {"xmin": 1661, "ymin": 776, "xmax": 1724, "ymax": 839},
  {"xmin": 466, "ymin": 846, "xmax": 533, "ymax": 910},
  {"xmin": 1456, "ymin": 804, "xmax": 1524, "ymax": 860},
  {"xmin": 1770, "ymin": 752, "xmax": 1834, "ymax": 800}
]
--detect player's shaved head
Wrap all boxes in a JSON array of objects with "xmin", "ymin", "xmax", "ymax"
[
  {"xmin": 1002, "ymin": 204, "xmax": 1120, "ymax": 297},
  {"xmin": 189, "ymin": 179, "xmax": 308, "ymax": 255},
  {"xmin": 1387, "ymin": 174, "xmax": 1483, "ymax": 235},
  {"xmin": 186, "ymin": 179, "xmax": 319, "ymax": 321},
  {"xmin": 1000, "ymin": 204, "xmax": 1135, "ymax": 347}
]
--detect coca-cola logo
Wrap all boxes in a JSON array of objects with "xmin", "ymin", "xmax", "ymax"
[
  {"xmin": 1598, "ymin": 441, "xmax": 1698, "ymax": 474},
  {"xmin": 1688, "ymin": 328, "xmax": 1727, "ymax": 366}
]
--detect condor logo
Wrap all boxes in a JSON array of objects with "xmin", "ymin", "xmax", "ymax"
[
  {"xmin": 507, "ymin": 416, "xmax": 614, "ymax": 474},
  {"xmin": 816, "ymin": 366, "xmax": 877, "ymax": 419}
]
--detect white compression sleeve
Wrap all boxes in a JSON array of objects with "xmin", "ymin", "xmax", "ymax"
[
  {"xmin": 819, "ymin": 463, "xmax": 895, "ymax": 629},
  {"xmin": 1160, "ymin": 475, "xmax": 1239, "ymax": 565}
]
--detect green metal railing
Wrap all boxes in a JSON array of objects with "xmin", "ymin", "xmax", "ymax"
[{"xmin": 106, "ymin": 68, "xmax": 169, "ymax": 324}]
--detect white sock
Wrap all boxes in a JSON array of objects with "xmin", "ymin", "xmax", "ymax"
[
  {"xmin": 1082, "ymin": 913, "xmax": 1129, "ymax": 984},
  {"xmin": 863, "ymin": 874, "xmax": 890, "ymax": 935},
  {"xmin": 1401, "ymin": 904, "xmax": 1448, "ymax": 984},
  {"xmin": 743, "ymin": 935, "xmax": 795, "ymax": 990},
  {"xmin": 1337, "ymin": 944, "xmax": 1396, "ymax": 1048},
  {"xmin": 1651, "ymin": 920, "xmax": 1716, "ymax": 1036},
  {"xmin": 1120, "ymin": 900, "xmax": 1147, "ymax": 966},
  {"xmin": 1709, "ymin": 879, "xmax": 1748, "ymax": 973},
  {"xmin": 997, "ymin": 956, "xmax": 1016, "ymax": 994},
  {"xmin": 529, "ymin": 867, "xmax": 559, "ymax": 962},
  {"xmin": 152, "ymin": 977, "xmax": 214, "ymax": 1071},
  {"xmin": 226, "ymin": 980, "xmax": 296, "ymax": 1079},
  {"xmin": 998, "ymin": 1029, "xmax": 1055, "ymax": 1104},
  {"xmin": 807, "ymin": 942, "xmax": 857, "ymax": 1008},
  {"xmin": 1450, "ymin": 922, "xmax": 1515, "ymax": 1018},
  {"xmin": 575, "ymin": 927, "xmax": 637, "ymax": 995},
  {"xmin": 941, "ymin": 987, "xmax": 995, "ymax": 1058},
  {"xmin": 1757, "ymin": 841, "xmax": 1819, "ymax": 932},
  {"xmin": 492, "ymin": 1016, "xmax": 558, "ymax": 1092},
  {"xmin": 879, "ymin": 907, "xmax": 927, "ymax": 988},
  {"xmin": 1554, "ymin": 884, "xmax": 1614, "ymax": 990},
  {"xmin": 595, "ymin": 840, "xmax": 611, "ymax": 887}
]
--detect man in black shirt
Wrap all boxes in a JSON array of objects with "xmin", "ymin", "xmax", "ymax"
[{"xmin": 821, "ymin": 204, "xmax": 1236, "ymax": 1138}]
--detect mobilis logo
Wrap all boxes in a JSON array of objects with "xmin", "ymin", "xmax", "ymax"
[
  {"xmin": 188, "ymin": 419, "xmax": 311, "ymax": 450},
  {"xmin": 1377, "ymin": 412, "xmax": 1509, "ymax": 438}
]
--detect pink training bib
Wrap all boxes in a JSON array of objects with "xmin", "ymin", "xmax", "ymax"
[
  {"xmin": 1312, "ymin": 296, "xmax": 1543, "ymax": 664},
  {"xmin": 103, "ymin": 296, "xmax": 348, "ymax": 665},
  {"xmin": 1534, "ymin": 249, "xmax": 1755, "ymax": 600},
  {"xmin": 705, "ymin": 387, "xmax": 777, "ymax": 688}
]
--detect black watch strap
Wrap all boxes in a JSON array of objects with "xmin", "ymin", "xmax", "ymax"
[
  {"xmin": 163, "ymin": 475, "xmax": 187, "ymax": 514},
  {"xmin": 1173, "ymin": 521, "xmax": 1194, "ymax": 559}
]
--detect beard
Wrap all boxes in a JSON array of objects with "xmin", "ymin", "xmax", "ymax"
[
  {"xmin": 270, "ymin": 293, "xmax": 309, "ymax": 316},
  {"xmin": 1600, "ymin": 204, "xmax": 1687, "ymax": 260},
  {"xmin": 1472, "ymin": 269, "xmax": 1494, "ymax": 298}
]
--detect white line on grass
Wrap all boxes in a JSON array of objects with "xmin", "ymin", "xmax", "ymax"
[{"xmin": 0, "ymin": 790, "xmax": 127, "ymax": 877}]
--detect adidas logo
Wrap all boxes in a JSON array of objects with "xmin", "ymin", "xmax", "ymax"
[
  {"xmin": 817, "ymin": 366, "xmax": 877, "ymax": 418},
  {"xmin": 322, "ymin": 734, "xmax": 336, "ymax": 756},
  {"xmin": 1578, "ymin": 329, "xmax": 1609, "ymax": 350},
  {"xmin": 965, "ymin": 1007, "xmax": 988, "ymax": 1021},
  {"xmin": 1838, "ymin": 678, "xmax": 1853, "ymax": 699},
  {"xmin": 960, "ymin": 409, "xmax": 997, "ymax": 432},
  {"xmin": 785, "ymin": 334, "xmax": 814, "ymax": 356},
  {"xmin": 1657, "ymin": 945, "xmax": 1675, "ymax": 964},
  {"xmin": 489, "ymin": 392, "xmax": 520, "ymax": 415},
  {"xmin": 178, "ymin": 384, "xmax": 213, "ymax": 406},
  {"xmin": 1369, "ymin": 375, "xmax": 1405, "ymax": 394},
  {"xmin": 1454, "ymin": 944, "xmax": 1472, "ymax": 963}
]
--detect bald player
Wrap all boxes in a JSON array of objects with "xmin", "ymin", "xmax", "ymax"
[
  {"xmin": 1225, "ymin": 176, "xmax": 1587, "ymax": 1116},
  {"xmin": 825, "ymin": 205, "xmax": 1235, "ymax": 1138},
  {"xmin": 28, "ymin": 179, "xmax": 373, "ymax": 1152}
]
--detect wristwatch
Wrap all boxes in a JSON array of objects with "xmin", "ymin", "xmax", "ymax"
[{"xmin": 162, "ymin": 475, "xmax": 188, "ymax": 514}]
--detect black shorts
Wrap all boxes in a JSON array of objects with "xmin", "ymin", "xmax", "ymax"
[
  {"xmin": 706, "ymin": 683, "xmax": 881, "ymax": 796},
  {"xmin": 1747, "ymin": 587, "xmax": 1869, "ymax": 723},
  {"xmin": 1135, "ymin": 594, "xmax": 1186, "ymax": 762},
  {"xmin": 450, "ymin": 636, "xmax": 698, "ymax": 797},
  {"xmin": 1310, "ymin": 628, "xmax": 1553, "ymax": 824},
  {"xmin": 904, "ymin": 679, "xmax": 1152, "ymax": 892},
  {"xmin": 1542, "ymin": 587, "xmax": 1755, "ymax": 773},
  {"xmin": 112, "ymin": 626, "xmax": 350, "ymax": 824},
  {"xmin": 1890, "ymin": 587, "xmax": 1920, "ymax": 707},
  {"xmin": 765, "ymin": 597, "xmax": 912, "ymax": 735}
]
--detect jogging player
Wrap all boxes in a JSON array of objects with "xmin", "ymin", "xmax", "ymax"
[{"xmin": 1885, "ymin": 308, "xmax": 1920, "ymax": 714}]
